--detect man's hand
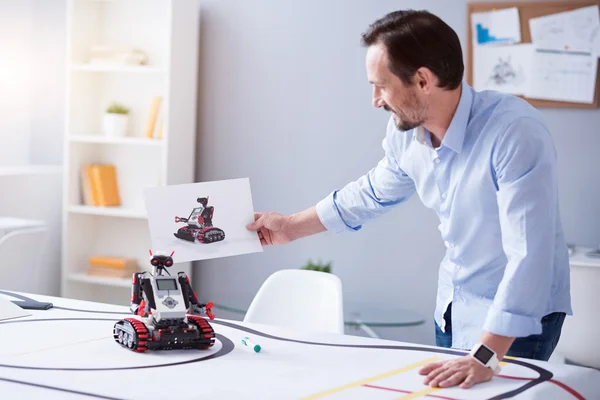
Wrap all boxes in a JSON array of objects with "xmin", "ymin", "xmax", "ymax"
[
  {"xmin": 246, "ymin": 212, "xmax": 295, "ymax": 245},
  {"xmin": 418, "ymin": 356, "xmax": 494, "ymax": 389},
  {"xmin": 246, "ymin": 206, "xmax": 327, "ymax": 246}
]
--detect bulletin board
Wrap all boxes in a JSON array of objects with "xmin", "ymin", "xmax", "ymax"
[{"xmin": 466, "ymin": 1, "xmax": 600, "ymax": 109}]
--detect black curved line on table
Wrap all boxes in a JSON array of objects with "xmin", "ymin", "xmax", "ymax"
[
  {"xmin": 0, "ymin": 376, "xmax": 125, "ymax": 400},
  {"xmin": 0, "ymin": 318, "xmax": 234, "ymax": 371},
  {"xmin": 208, "ymin": 321, "xmax": 553, "ymax": 400},
  {"xmin": 0, "ymin": 291, "xmax": 554, "ymax": 400},
  {"xmin": 52, "ymin": 306, "xmax": 128, "ymax": 315}
]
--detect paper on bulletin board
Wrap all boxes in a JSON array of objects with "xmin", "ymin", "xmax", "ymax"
[
  {"xmin": 529, "ymin": 5, "xmax": 600, "ymax": 55},
  {"xmin": 528, "ymin": 48, "xmax": 598, "ymax": 104},
  {"xmin": 471, "ymin": 7, "xmax": 521, "ymax": 47},
  {"xmin": 143, "ymin": 178, "xmax": 263, "ymax": 264},
  {"xmin": 473, "ymin": 43, "xmax": 533, "ymax": 96}
]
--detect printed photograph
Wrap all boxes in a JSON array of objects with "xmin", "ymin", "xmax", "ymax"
[{"xmin": 143, "ymin": 178, "xmax": 263, "ymax": 264}]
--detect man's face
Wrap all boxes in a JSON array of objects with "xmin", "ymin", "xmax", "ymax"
[{"xmin": 366, "ymin": 43, "xmax": 428, "ymax": 131}]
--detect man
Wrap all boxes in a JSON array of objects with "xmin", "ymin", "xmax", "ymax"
[{"xmin": 246, "ymin": 9, "xmax": 572, "ymax": 389}]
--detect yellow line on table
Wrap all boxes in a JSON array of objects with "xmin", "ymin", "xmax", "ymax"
[
  {"xmin": 500, "ymin": 355, "xmax": 517, "ymax": 368},
  {"xmin": 299, "ymin": 357, "xmax": 441, "ymax": 400},
  {"xmin": 397, "ymin": 386, "xmax": 441, "ymax": 399}
]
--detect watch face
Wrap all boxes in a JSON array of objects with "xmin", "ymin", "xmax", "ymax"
[{"xmin": 473, "ymin": 345, "xmax": 494, "ymax": 364}]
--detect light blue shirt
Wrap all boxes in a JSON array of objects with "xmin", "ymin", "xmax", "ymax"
[{"xmin": 316, "ymin": 82, "xmax": 572, "ymax": 350}]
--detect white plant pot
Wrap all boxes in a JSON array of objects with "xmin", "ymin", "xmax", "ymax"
[{"xmin": 102, "ymin": 113, "xmax": 129, "ymax": 137}]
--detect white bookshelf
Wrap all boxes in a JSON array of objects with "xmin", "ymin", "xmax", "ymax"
[{"xmin": 61, "ymin": 0, "xmax": 201, "ymax": 306}]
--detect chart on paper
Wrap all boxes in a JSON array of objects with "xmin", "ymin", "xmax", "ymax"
[
  {"xmin": 471, "ymin": 7, "xmax": 521, "ymax": 47},
  {"xmin": 528, "ymin": 48, "xmax": 598, "ymax": 104}
]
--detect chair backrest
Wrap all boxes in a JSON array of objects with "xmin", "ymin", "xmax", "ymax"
[
  {"xmin": 243, "ymin": 269, "xmax": 345, "ymax": 334},
  {"xmin": 0, "ymin": 227, "xmax": 48, "ymax": 293}
]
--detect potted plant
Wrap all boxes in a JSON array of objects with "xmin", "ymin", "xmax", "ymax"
[
  {"xmin": 103, "ymin": 102, "xmax": 130, "ymax": 137},
  {"xmin": 301, "ymin": 259, "xmax": 332, "ymax": 273}
]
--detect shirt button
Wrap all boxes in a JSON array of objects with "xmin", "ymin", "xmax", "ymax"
[
  {"xmin": 456, "ymin": 285, "xmax": 461, "ymax": 291},
  {"xmin": 455, "ymin": 264, "xmax": 461, "ymax": 270},
  {"xmin": 434, "ymin": 158, "xmax": 441, "ymax": 164},
  {"xmin": 441, "ymin": 192, "xmax": 447, "ymax": 199}
]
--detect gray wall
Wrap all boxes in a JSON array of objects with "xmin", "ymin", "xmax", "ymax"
[{"xmin": 193, "ymin": 0, "xmax": 600, "ymax": 345}]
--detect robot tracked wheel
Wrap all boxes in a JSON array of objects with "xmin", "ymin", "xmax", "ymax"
[
  {"xmin": 113, "ymin": 250, "xmax": 216, "ymax": 352},
  {"xmin": 173, "ymin": 196, "xmax": 226, "ymax": 244}
]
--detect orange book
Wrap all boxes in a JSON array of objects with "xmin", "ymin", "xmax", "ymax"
[
  {"xmin": 90, "ymin": 164, "xmax": 121, "ymax": 206},
  {"xmin": 87, "ymin": 266, "xmax": 138, "ymax": 278},
  {"xmin": 88, "ymin": 256, "xmax": 138, "ymax": 270},
  {"xmin": 81, "ymin": 164, "xmax": 102, "ymax": 206},
  {"xmin": 144, "ymin": 96, "xmax": 162, "ymax": 138}
]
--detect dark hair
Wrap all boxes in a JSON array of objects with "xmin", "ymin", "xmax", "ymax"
[{"xmin": 361, "ymin": 10, "xmax": 464, "ymax": 90}]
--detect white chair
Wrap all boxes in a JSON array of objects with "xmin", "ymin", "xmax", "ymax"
[
  {"xmin": 243, "ymin": 269, "xmax": 345, "ymax": 334},
  {"xmin": 0, "ymin": 226, "xmax": 48, "ymax": 294}
]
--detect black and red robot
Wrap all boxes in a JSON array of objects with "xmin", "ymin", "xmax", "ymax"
[{"xmin": 173, "ymin": 196, "xmax": 226, "ymax": 243}]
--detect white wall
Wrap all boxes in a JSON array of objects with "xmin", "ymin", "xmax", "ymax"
[
  {"xmin": 0, "ymin": 0, "xmax": 65, "ymax": 165},
  {"xmin": 0, "ymin": 0, "xmax": 34, "ymax": 165},
  {"xmin": 29, "ymin": 0, "xmax": 66, "ymax": 165}
]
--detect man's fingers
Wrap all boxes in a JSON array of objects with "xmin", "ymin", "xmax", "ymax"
[
  {"xmin": 439, "ymin": 371, "xmax": 466, "ymax": 388},
  {"xmin": 246, "ymin": 214, "xmax": 265, "ymax": 231},
  {"xmin": 428, "ymin": 367, "xmax": 456, "ymax": 387},
  {"xmin": 460, "ymin": 374, "xmax": 476, "ymax": 389},
  {"xmin": 259, "ymin": 228, "xmax": 272, "ymax": 246},
  {"xmin": 419, "ymin": 361, "xmax": 446, "ymax": 375},
  {"xmin": 423, "ymin": 364, "xmax": 448, "ymax": 384}
]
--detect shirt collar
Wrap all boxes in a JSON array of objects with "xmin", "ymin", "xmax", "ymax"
[{"xmin": 413, "ymin": 81, "xmax": 473, "ymax": 154}]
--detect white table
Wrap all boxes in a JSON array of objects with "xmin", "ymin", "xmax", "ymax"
[{"xmin": 0, "ymin": 290, "xmax": 599, "ymax": 400}]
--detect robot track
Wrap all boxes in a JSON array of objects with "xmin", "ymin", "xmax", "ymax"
[
  {"xmin": 113, "ymin": 318, "xmax": 149, "ymax": 353},
  {"xmin": 197, "ymin": 227, "xmax": 225, "ymax": 243},
  {"xmin": 187, "ymin": 315, "xmax": 216, "ymax": 349},
  {"xmin": 113, "ymin": 316, "xmax": 216, "ymax": 352}
]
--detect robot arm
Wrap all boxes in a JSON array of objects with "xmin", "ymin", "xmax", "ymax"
[
  {"xmin": 130, "ymin": 272, "xmax": 156, "ymax": 317},
  {"xmin": 130, "ymin": 272, "xmax": 143, "ymax": 314},
  {"xmin": 178, "ymin": 272, "xmax": 215, "ymax": 319},
  {"xmin": 174, "ymin": 216, "xmax": 189, "ymax": 223},
  {"xmin": 201, "ymin": 206, "xmax": 214, "ymax": 226}
]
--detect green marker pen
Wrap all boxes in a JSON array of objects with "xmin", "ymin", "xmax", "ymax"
[{"xmin": 242, "ymin": 336, "xmax": 261, "ymax": 352}]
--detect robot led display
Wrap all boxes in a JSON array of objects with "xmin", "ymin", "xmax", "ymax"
[
  {"xmin": 173, "ymin": 196, "xmax": 225, "ymax": 244},
  {"xmin": 113, "ymin": 250, "xmax": 216, "ymax": 352}
]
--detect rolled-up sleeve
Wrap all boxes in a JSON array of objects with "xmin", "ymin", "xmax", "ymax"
[
  {"xmin": 316, "ymin": 120, "xmax": 416, "ymax": 234},
  {"xmin": 484, "ymin": 116, "xmax": 558, "ymax": 337}
]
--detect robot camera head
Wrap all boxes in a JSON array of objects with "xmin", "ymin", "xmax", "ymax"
[
  {"xmin": 197, "ymin": 197, "xmax": 209, "ymax": 207},
  {"xmin": 149, "ymin": 250, "xmax": 175, "ymax": 268}
]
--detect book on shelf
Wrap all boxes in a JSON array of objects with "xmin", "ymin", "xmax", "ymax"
[
  {"xmin": 81, "ymin": 164, "xmax": 121, "ymax": 207},
  {"xmin": 87, "ymin": 256, "xmax": 139, "ymax": 279},
  {"xmin": 144, "ymin": 96, "xmax": 162, "ymax": 139}
]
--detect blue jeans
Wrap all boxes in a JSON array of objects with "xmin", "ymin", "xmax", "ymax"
[{"xmin": 435, "ymin": 303, "xmax": 566, "ymax": 361}]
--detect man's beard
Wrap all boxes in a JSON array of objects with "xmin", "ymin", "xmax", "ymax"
[{"xmin": 385, "ymin": 100, "xmax": 427, "ymax": 131}]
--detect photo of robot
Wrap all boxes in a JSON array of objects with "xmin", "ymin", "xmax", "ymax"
[
  {"xmin": 173, "ymin": 196, "xmax": 226, "ymax": 244},
  {"xmin": 113, "ymin": 249, "xmax": 217, "ymax": 352},
  {"xmin": 144, "ymin": 178, "xmax": 263, "ymax": 263}
]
